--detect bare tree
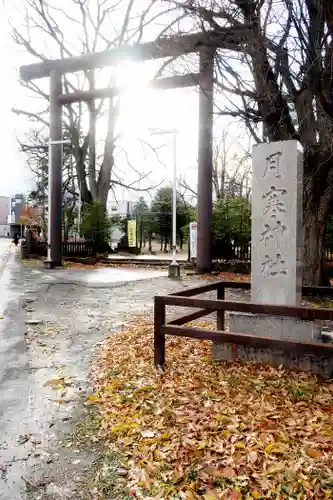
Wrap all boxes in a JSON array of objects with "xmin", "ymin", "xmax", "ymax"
[
  {"xmin": 178, "ymin": 131, "xmax": 251, "ymax": 201},
  {"xmin": 162, "ymin": 0, "xmax": 333, "ymax": 284},
  {"xmin": 21, "ymin": 128, "xmax": 78, "ymax": 234},
  {"xmin": 11, "ymin": 0, "xmax": 171, "ymax": 211}
]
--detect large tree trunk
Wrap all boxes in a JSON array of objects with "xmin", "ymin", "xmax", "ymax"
[
  {"xmin": 73, "ymin": 134, "xmax": 92, "ymax": 206},
  {"xmin": 303, "ymin": 149, "xmax": 333, "ymax": 285},
  {"xmin": 97, "ymin": 98, "xmax": 116, "ymax": 211},
  {"xmin": 240, "ymin": 2, "xmax": 330, "ymax": 284},
  {"xmin": 87, "ymin": 71, "xmax": 98, "ymax": 201},
  {"xmin": 88, "ymin": 102, "xmax": 98, "ymax": 201},
  {"xmin": 303, "ymin": 208, "xmax": 326, "ymax": 285}
]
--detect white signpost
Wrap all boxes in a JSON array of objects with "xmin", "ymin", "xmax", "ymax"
[{"xmin": 189, "ymin": 222, "xmax": 197, "ymax": 259}]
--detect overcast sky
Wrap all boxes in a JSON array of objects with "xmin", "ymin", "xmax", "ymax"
[
  {"xmin": 0, "ymin": 0, "xmax": 251, "ymax": 203},
  {"xmin": 0, "ymin": 5, "xmax": 33, "ymax": 197}
]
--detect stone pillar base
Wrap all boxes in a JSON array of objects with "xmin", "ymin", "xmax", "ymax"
[
  {"xmin": 44, "ymin": 259, "xmax": 62, "ymax": 269},
  {"xmin": 212, "ymin": 312, "xmax": 333, "ymax": 378},
  {"xmin": 228, "ymin": 312, "xmax": 321, "ymax": 342},
  {"xmin": 168, "ymin": 264, "xmax": 181, "ymax": 278}
]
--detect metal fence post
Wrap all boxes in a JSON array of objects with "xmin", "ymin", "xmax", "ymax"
[
  {"xmin": 154, "ymin": 297, "xmax": 166, "ymax": 368},
  {"xmin": 217, "ymin": 283, "xmax": 225, "ymax": 330}
]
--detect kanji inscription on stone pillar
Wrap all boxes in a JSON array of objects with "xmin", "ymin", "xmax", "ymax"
[{"xmin": 252, "ymin": 141, "xmax": 303, "ymax": 305}]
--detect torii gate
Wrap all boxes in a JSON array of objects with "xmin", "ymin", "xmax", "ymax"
[{"xmin": 20, "ymin": 30, "xmax": 223, "ymax": 273}]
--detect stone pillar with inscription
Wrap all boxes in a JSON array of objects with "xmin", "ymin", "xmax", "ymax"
[
  {"xmin": 212, "ymin": 140, "xmax": 332, "ymax": 377},
  {"xmin": 252, "ymin": 140, "xmax": 303, "ymax": 307}
]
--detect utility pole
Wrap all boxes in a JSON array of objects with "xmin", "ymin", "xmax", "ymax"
[{"xmin": 44, "ymin": 138, "xmax": 71, "ymax": 266}]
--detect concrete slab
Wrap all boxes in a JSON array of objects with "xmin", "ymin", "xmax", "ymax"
[{"xmin": 40, "ymin": 267, "xmax": 168, "ymax": 286}]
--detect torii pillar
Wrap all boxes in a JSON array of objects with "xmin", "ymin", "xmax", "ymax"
[
  {"xmin": 44, "ymin": 71, "xmax": 63, "ymax": 268},
  {"xmin": 197, "ymin": 47, "xmax": 214, "ymax": 274}
]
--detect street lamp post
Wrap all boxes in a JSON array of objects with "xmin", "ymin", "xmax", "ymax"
[
  {"xmin": 70, "ymin": 153, "xmax": 82, "ymax": 238},
  {"xmin": 149, "ymin": 128, "xmax": 180, "ymax": 278},
  {"xmin": 78, "ymin": 181, "xmax": 82, "ymax": 236},
  {"xmin": 45, "ymin": 139, "xmax": 71, "ymax": 267}
]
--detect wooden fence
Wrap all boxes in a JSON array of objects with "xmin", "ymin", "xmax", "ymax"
[
  {"xmin": 29, "ymin": 239, "xmax": 333, "ymax": 263},
  {"xmin": 213, "ymin": 244, "xmax": 333, "ymax": 263},
  {"xmin": 31, "ymin": 240, "xmax": 96, "ymax": 257},
  {"xmin": 325, "ymin": 248, "xmax": 333, "ymax": 263}
]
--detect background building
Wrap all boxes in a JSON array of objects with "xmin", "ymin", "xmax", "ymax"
[
  {"xmin": 0, "ymin": 196, "xmax": 10, "ymax": 237},
  {"xmin": 7, "ymin": 193, "xmax": 25, "ymax": 237},
  {"xmin": 108, "ymin": 200, "xmax": 135, "ymax": 218},
  {"xmin": 107, "ymin": 199, "xmax": 136, "ymax": 249}
]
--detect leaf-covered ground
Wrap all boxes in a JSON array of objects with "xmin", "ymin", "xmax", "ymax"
[
  {"xmin": 201, "ymin": 272, "xmax": 250, "ymax": 283},
  {"xmin": 91, "ymin": 319, "xmax": 333, "ymax": 499}
]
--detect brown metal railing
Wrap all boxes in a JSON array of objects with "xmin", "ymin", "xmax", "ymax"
[{"xmin": 154, "ymin": 281, "xmax": 333, "ymax": 367}]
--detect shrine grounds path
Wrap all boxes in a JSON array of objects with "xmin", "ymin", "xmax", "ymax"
[{"xmin": 0, "ymin": 250, "xmax": 251, "ymax": 499}]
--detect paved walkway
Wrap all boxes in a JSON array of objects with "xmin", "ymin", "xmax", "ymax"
[{"xmin": 0, "ymin": 253, "xmax": 247, "ymax": 499}]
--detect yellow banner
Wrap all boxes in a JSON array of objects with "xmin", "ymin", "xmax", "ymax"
[{"xmin": 127, "ymin": 220, "xmax": 137, "ymax": 248}]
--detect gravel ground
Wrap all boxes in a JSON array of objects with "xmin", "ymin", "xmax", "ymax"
[{"xmin": 0, "ymin": 255, "xmax": 252, "ymax": 500}]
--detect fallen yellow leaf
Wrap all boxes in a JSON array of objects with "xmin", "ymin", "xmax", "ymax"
[
  {"xmin": 197, "ymin": 440, "xmax": 209, "ymax": 449},
  {"xmin": 265, "ymin": 442, "xmax": 287, "ymax": 455},
  {"xmin": 203, "ymin": 492, "xmax": 218, "ymax": 500},
  {"xmin": 86, "ymin": 395, "xmax": 99, "ymax": 404},
  {"xmin": 44, "ymin": 377, "xmax": 64, "ymax": 387},
  {"xmin": 111, "ymin": 422, "xmax": 137, "ymax": 433}
]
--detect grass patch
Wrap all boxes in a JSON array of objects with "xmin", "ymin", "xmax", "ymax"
[
  {"xmin": 73, "ymin": 408, "xmax": 102, "ymax": 445},
  {"xmin": 71, "ymin": 408, "xmax": 130, "ymax": 499},
  {"xmin": 82, "ymin": 451, "xmax": 131, "ymax": 500},
  {"xmin": 288, "ymin": 381, "xmax": 315, "ymax": 401}
]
